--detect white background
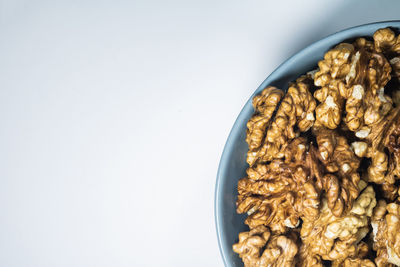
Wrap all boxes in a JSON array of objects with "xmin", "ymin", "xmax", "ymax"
[{"xmin": 1, "ymin": 0, "xmax": 400, "ymax": 266}]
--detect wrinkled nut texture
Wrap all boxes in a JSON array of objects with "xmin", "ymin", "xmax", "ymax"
[
  {"xmin": 314, "ymin": 80, "xmax": 346, "ymax": 129},
  {"xmin": 312, "ymin": 34, "xmax": 394, "ymax": 133},
  {"xmin": 366, "ymin": 107, "xmax": 400, "ymax": 199},
  {"xmin": 234, "ymin": 27, "xmax": 400, "ymax": 267},
  {"xmin": 374, "ymin": 28, "xmax": 400, "ymax": 54},
  {"xmin": 371, "ymin": 200, "xmax": 389, "ymax": 267},
  {"xmin": 232, "ymin": 226, "xmax": 298, "ymax": 267},
  {"xmin": 246, "ymin": 77, "xmax": 315, "ymax": 166},
  {"xmin": 372, "ymin": 201, "xmax": 400, "ymax": 267},
  {"xmin": 237, "ymin": 138, "xmax": 320, "ymax": 233},
  {"xmin": 288, "ymin": 76, "xmax": 317, "ymax": 132},
  {"xmin": 262, "ymin": 77, "xmax": 316, "ymax": 162},
  {"xmin": 374, "ymin": 28, "xmax": 400, "ymax": 80},
  {"xmin": 347, "ymin": 55, "xmax": 391, "ymax": 133},
  {"xmin": 313, "ymin": 43, "xmax": 355, "ymax": 129},
  {"xmin": 246, "ymin": 86, "xmax": 284, "ymax": 166},
  {"xmin": 344, "ymin": 84, "xmax": 366, "ymax": 131},
  {"xmin": 298, "ymin": 245, "xmax": 323, "ymax": 267},
  {"xmin": 314, "ymin": 128, "xmax": 361, "ymax": 216},
  {"xmin": 314, "ymin": 43, "xmax": 354, "ymax": 87},
  {"xmin": 300, "ymin": 186, "xmax": 376, "ymax": 263},
  {"xmin": 332, "ymin": 242, "xmax": 375, "ymax": 267}
]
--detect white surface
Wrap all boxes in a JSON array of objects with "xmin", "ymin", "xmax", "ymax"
[{"xmin": 1, "ymin": 0, "xmax": 400, "ymax": 266}]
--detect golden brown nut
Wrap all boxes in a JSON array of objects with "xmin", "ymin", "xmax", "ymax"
[
  {"xmin": 371, "ymin": 200, "xmax": 388, "ymax": 267},
  {"xmin": 313, "ymin": 45, "xmax": 392, "ymax": 132},
  {"xmin": 373, "ymin": 28, "xmax": 400, "ymax": 82},
  {"xmin": 298, "ymin": 245, "xmax": 323, "ymax": 267},
  {"xmin": 237, "ymin": 138, "xmax": 320, "ymax": 233},
  {"xmin": 246, "ymin": 86, "xmax": 284, "ymax": 166},
  {"xmin": 261, "ymin": 77, "xmax": 316, "ymax": 162},
  {"xmin": 314, "ymin": 43, "xmax": 354, "ymax": 87},
  {"xmin": 246, "ymin": 77, "xmax": 316, "ymax": 166},
  {"xmin": 300, "ymin": 186, "xmax": 377, "ymax": 263},
  {"xmin": 374, "ymin": 28, "xmax": 400, "ymax": 54},
  {"xmin": 365, "ymin": 107, "xmax": 400, "ymax": 199},
  {"xmin": 311, "ymin": 34, "xmax": 393, "ymax": 134},
  {"xmin": 332, "ymin": 242, "xmax": 375, "ymax": 267},
  {"xmin": 367, "ymin": 52, "xmax": 392, "ymax": 93},
  {"xmin": 232, "ymin": 225, "xmax": 271, "ymax": 267},
  {"xmin": 314, "ymin": 128, "xmax": 361, "ymax": 216},
  {"xmin": 354, "ymin": 37, "xmax": 375, "ymax": 51},
  {"xmin": 344, "ymin": 84, "xmax": 366, "ymax": 131},
  {"xmin": 313, "ymin": 43, "xmax": 356, "ymax": 129},
  {"xmin": 345, "ymin": 51, "xmax": 392, "ymax": 133},
  {"xmin": 232, "ymin": 226, "xmax": 298, "ymax": 267},
  {"xmin": 290, "ymin": 76, "xmax": 317, "ymax": 132},
  {"xmin": 372, "ymin": 201, "xmax": 400, "ymax": 267},
  {"xmin": 314, "ymin": 80, "xmax": 346, "ymax": 129}
]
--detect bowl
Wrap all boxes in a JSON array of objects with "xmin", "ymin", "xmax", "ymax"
[{"xmin": 214, "ymin": 21, "xmax": 400, "ymax": 267}]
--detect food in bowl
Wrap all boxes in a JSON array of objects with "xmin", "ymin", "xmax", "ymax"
[{"xmin": 233, "ymin": 28, "xmax": 400, "ymax": 266}]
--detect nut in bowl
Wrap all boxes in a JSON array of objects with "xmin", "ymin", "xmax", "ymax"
[{"xmin": 215, "ymin": 21, "xmax": 400, "ymax": 267}]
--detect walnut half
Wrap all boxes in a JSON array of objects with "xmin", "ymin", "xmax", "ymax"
[{"xmin": 232, "ymin": 225, "xmax": 298, "ymax": 267}]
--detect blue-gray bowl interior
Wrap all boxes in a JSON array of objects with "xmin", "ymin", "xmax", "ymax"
[{"xmin": 215, "ymin": 21, "xmax": 400, "ymax": 267}]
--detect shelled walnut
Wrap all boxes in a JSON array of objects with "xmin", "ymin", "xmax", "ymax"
[
  {"xmin": 233, "ymin": 27, "xmax": 400, "ymax": 267},
  {"xmin": 299, "ymin": 185, "xmax": 376, "ymax": 264},
  {"xmin": 237, "ymin": 137, "xmax": 320, "ymax": 233},
  {"xmin": 313, "ymin": 127, "xmax": 361, "ymax": 216},
  {"xmin": 372, "ymin": 201, "xmax": 400, "ymax": 267},
  {"xmin": 245, "ymin": 76, "xmax": 316, "ymax": 166},
  {"xmin": 332, "ymin": 242, "xmax": 376, "ymax": 267},
  {"xmin": 233, "ymin": 225, "xmax": 299, "ymax": 267}
]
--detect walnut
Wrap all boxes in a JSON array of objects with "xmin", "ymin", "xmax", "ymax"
[
  {"xmin": 365, "ymin": 107, "xmax": 400, "ymax": 199},
  {"xmin": 372, "ymin": 201, "xmax": 400, "ymax": 267},
  {"xmin": 374, "ymin": 28, "xmax": 400, "ymax": 54},
  {"xmin": 298, "ymin": 245, "xmax": 323, "ymax": 267},
  {"xmin": 314, "ymin": 43, "xmax": 354, "ymax": 87},
  {"xmin": 260, "ymin": 77, "xmax": 316, "ymax": 163},
  {"xmin": 232, "ymin": 225, "xmax": 298, "ymax": 267},
  {"xmin": 289, "ymin": 76, "xmax": 317, "ymax": 132},
  {"xmin": 371, "ymin": 200, "xmax": 388, "ymax": 267},
  {"xmin": 300, "ymin": 186, "xmax": 376, "ymax": 263},
  {"xmin": 310, "ymin": 35, "xmax": 393, "ymax": 134},
  {"xmin": 237, "ymin": 138, "xmax": 320, "ymax": 233},
  {"xmin": 344, "ymin": 84, "xmax": 366, "ymax": 131},
  {"xmin": 246, "ymin": 86, "xmax": 284, "ymax": 166},
  {"xmin": 368, "ymin": 150, "xmax": 389, "ymax": 184},
  {"xmin": 313, "ymin": 43, "xmax": 356, "ymax": 129},
  {"xmin": 332, "ymin": 242, "xmax": 375, "ymax": 267},
  {"xmin": 373, "ymin": 28, "xmax": 400, "ymax": 81},
  {"xmin": 246, "ymin": 77, "xmax": 316, "ymax": 166},
  {"xmin": 314, "ymin": 80, "xmax": 346, "ymax": 129},
  {"xmin": 314, "ymin": 128, "xmax": 361, "ymax": 216},
  {"xmin": 313, "ymin": 42, "xmax": 392, "ymax": 131},
  {"xmin": 354, "ymin": 37, "xmax": 374, "ymax": 51},
  {"xmin": 344, "ymin": 51, "xmax": 392, "ymax": 133}
]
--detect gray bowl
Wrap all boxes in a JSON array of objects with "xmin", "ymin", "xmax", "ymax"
[{"xmin": 215, "ymin": 21, "xmax": 400, "ymax": 267}]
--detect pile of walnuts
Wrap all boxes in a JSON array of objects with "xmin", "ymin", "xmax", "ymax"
[{"xmin": 233, "ymin": 28, "xmax": 400, "ymax": 267}]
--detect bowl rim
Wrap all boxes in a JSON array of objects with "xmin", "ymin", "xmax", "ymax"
[{"xmin": 214, "ymin": 20, "xmax": 400, "ymax": 267}]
